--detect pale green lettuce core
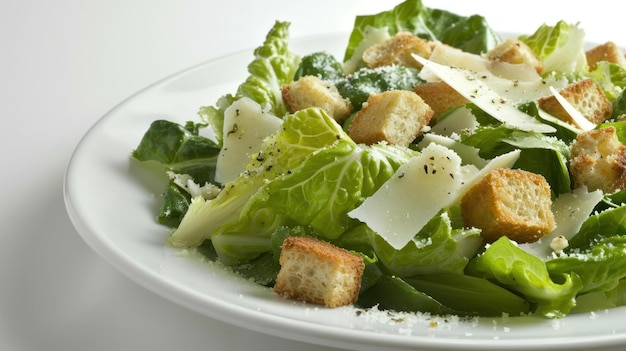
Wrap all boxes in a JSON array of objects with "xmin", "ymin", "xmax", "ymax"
[{"xmin": 519, "ymin": 20, "xmax": 587, "ymax": 74}]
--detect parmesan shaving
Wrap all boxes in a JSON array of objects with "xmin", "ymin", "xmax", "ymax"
[{"xmin": 412, "ymin": 54, "xmax": 557, "ymax": 133}]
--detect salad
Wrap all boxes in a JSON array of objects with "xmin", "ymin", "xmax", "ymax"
[{"xmin": 131, "ymin": 0, "xmax": 626, "ymax": 319}]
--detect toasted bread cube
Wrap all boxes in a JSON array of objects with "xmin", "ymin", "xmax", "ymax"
[
  {"xmin": 461, "ymin": 168, "xmax": 555, "ymax": 243},
  {"xmin": 362, "ymin": 31, "xmax": 433, "ymax": 69},
  {"xmin": 585, "ymin": 41, "xmax": 626, "ymax": 71},
  {"xmin": 282, "ymin": 75, "xmax": 354, "ymax": 122},
  {"xmin": 538, "ymin": 79, "xmax": 612, "ymax": 126},
  {"xmin": 485, "ymin": 38, "xmax": 544, "ymax": 74},
  {"xmin": 348, "ymin": 90, "xmax": 434, "ymax": 147},
  {"xmin": 274, "ymin": 236, "xmax": 364, "ymax": 308},
  {"xmin": 413, "ymin": 81, "xmax": 469, "ymax": 120},
  {"xmin": 570, "ymin": 127, "xmax": 626, "ymax": 193}
]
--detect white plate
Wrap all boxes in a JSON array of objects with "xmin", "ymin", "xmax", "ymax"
[{"xmin": 64, "ymin": 33, "xmax": 626, "ymax": 351}]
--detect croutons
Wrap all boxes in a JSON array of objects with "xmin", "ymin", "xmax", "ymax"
[
  {"xmin": 538, "ymin": 78, "xmax": 612, "ymax": 126},
  {"xmin": 362, "ymin": 31, "xmax": 433, "ymax": 69},
  {"xmin": 570, "ymin": 126, "xmax": 626, "ymax": 193},
  {"xmin": 460, "ymin": 168, "xmax": 555, "ymax": 243},
  {"xmin": 274, "ymin": 236, "xmax": 364, "ymax": 308},
  {"xmin": 485, "ymin": 38, "xmax": 544, "ymax": 74},
  {"xmin": 282, "ymin": 75, "xmax": 354, "ymax": 122},
  {"xmin": 348, "ymin": 90, "xmax": 434, "ymax": 147},
  {"xmin": 413, "ymin": 81, "xmax": 469, "ymax": 120},
  {"xmin": 585, "ymin": 41, "xmax": 626, "ymax": 71}
]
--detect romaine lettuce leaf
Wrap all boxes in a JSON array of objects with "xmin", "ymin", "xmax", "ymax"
[
  {"xmin": 168, "ymin": 107, "xmax": 345, "ymax": 252},
  {"xmin": 357, "ymin": 275, "xmax": 455, "ymax": 315},
  {"xmin": 198, "ymin": 21, "xmax": 299, "ymax": 146},
  {"xmin": 170, "ymin": 107, "xmax": 416, "ymax": 265},
  {"xmin": 211, "ymin": 132, "xmax": 416, "ymax": 264},
  {"xmin": 547, "ymin": 236, "xmax": 626, "ymax": 295},
  {"xmin": 293, "ymin": 51, "xmax": 344, "ymax": 81},
  {"xmin": 334, "ymin": 65, "xmax": 423, "ymax": 110},
  {"xmin": 585, "ymin": 61, "xmax": 626, "ymax": 102},
  {"xmin": 567, "ymin": 204, "xmax": 626, "ymax": 251},
  {"xmin": 132, "ymin": 120, "xmax": 221, "ymax": 226},
  {"xmin": 404, "ymin": 273, "xmax": 531, "ymax": 316},
  {"xmin": 132, "ymin": 120, "xmax": 219, "ymax": 184},
  {"xmin": 467, "ymin": 237, "xmax": 583, "ymax": 318},
  {"xmin": 343, "ymin": 0, "xmax": 499, "ymax": 72},
  {"xmin": 611, "ymin": 91, "xmax": 626, "ymax": 119},
  {"xmin": 519, "ymin": 21, "xmax": 587, "ymax": 74},
  {"xmin": 460, "ymin": 125, "xmax": 571, "ymax": 195},
  {"xmin": 335, "ymin": 212, "xmax": 482, "ymax": 277}
]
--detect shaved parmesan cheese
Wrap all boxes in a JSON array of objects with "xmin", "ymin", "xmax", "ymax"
[
  {"xmin": 166, "ymin": 171, "xmax": 221, "ymax": 199},
  {"xmin": 418, "ymin": 133, "xmax": 487, "ymax": 169},
  {"xmin": 348, "ymin": 143, "xmax": 520, "ymax": 250},
  {"xmin": 412, "ymin": 54, "xmax": 557, "ymax": 133},
  {"xmin": 548, "ymin": 86, "xmax": 597, "ymax": 131},
  {"xmin": 519, "ymin": 187, "xmax": 604, "ymax": 259},
  {"xmin": 348, "ymin": 143, "xmax": 464, "ymax": 249},
  {"xmin": 428, "ymin": 106, "xmax": 478, "ymax": 137},
  {"xmin": 450, "ymin": 149, "xmax": 521, "ymax": 204},
  {"xmin": 215, "ymin": 97, "xmax": 282, "ymax": 185},
  {"xmin": 428, "ymin": 43, "xmax": 542, "ymax": 82}
]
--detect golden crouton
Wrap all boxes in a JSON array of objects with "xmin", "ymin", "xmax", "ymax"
[
  {"xmin": 570, "ymin": 126, "xmax": 626, "ymax": 193},
  {"xmin": 274, "ymin": 236, "xmax": 364, "ymax": 308},
  {"xmin": 413, "ymin": 81, "xmax": 469, "ymax": 120},
  {"xmin": 348, "ymin": 90, "xmax": 434, "ymax": 147},
  {"xmin": 485, "ymin": 38, "xmax": 544, "ymax": 74},
  {"xmin": 538, "ymin": 79, "xmax": 612, "ymax": 126},
  {"xmin": 362, "ymin": 31, "xmax": 433, "ymax": 69},
  {"xmin": 585, "ymin": 41, "xmax": 626, "ymax": 71},
  {"xmin": 282, "ymin": 75, "xmax": 354, "ymax": 122},
  {"xmin": 461, "ymin": 168, "xmax": 555, "ymax": 243}
]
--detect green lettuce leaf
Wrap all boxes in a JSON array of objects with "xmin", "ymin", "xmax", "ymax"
[
  {"xmin": 132, "ymin": 120, "xmax": 221, "ymax": 226},
  {"xmin": 547, "ymin": 236, "xmax": 626, "ymax": 295},
  {"xmin": 334, "ymin": 65, "xmax": 423, "ymax": 110},
  {"xmin": 404, "ymin": 273, "xmax": 531, "ymax": 316},
  {"xmin": 169, "ymin": 107, "xmax": 415, "ymax": 265},
  {"xmin": 519, "ymin": 21, "xmax": 587, "ymax": 74},
  {"xmin": 211, "ymin": 130, "xmax": 415, "ymax": 264},
  {"xmin": 460, "ymin": 125, "xmax": 571, "ymax": 195},
  {"xmin": 467, "ymin": 237, "xmax": 583, "ymax": 318},
  {"xmin": 610, "ymin": 89, "xmax": 626, "ymax": 119},
  {"xmin": 132, "ymin": 120, "xmax": 219, "ymax": 184},
  {"xmin": 335, "ymin": 212, "xmax": 482, "ymax": 277},
  {"xmin": 293, "ymin": 51, "xmax": 345, "ymax": 81},
  {"xmin": 567, "ymin": 204, "xmax": 626, "ymax": 251},
  {"xmin": 585, "ymin": 62, "xmax": 626, "ymax": 102},
  {"xmin": 343, "ymin": 0, "xmax": 499, "ymax": 72},
  {"xmin": 357, "ymin": 275, "xmax": 455, "ymax": 315},
  {"xmin": 198, "ymin": 21, "xmax": 299, "ymax": 146},
  {"xmin": 168, "ymin": 107, "xmax": 345, "ymax": 252}
]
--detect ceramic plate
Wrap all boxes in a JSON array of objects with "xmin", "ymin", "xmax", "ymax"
[{"xmin": 64, "ymin": 33, "xmax": 626, "ymax": 351}]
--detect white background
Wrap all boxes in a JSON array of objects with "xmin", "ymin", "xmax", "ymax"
[{"xmin": 0, "ymin": 1, "xmax": 622, "ymax": 350}]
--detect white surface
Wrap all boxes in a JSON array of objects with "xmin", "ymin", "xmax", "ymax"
[{"xmin": 1, "ymin": 1, "xmax": 624, "ymax": 350}]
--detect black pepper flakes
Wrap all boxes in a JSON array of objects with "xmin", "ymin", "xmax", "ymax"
[{"xmin": 227, "ymin": 123, "xmax": 238, "ymax": 136}]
